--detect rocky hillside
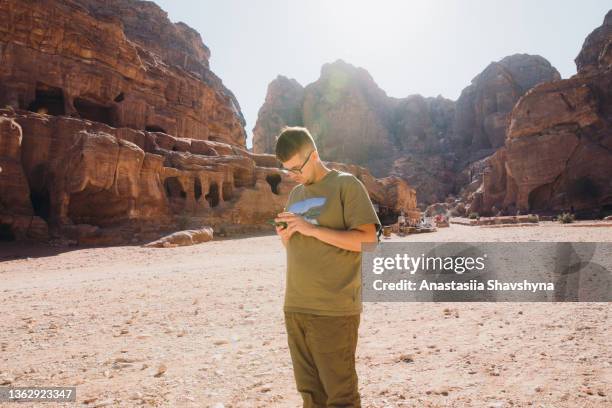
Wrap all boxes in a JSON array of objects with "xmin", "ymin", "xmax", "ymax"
[
  {"xmin": 253, "ymin": 55, "xmax": 560, "ymax": 204},
  {"xmin": 0, "ymin": 0, "xmax": 418, "ymax": 244},
  {"xmin": 0, "ymin": 0, "xmax": 247, "ymax": 145},
  {"xmin": 475, "ymin": 10, "xmax": 612, "ymax": 218}
]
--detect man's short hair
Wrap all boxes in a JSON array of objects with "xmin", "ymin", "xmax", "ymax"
[{"xmin": 275, "ymin": 126, "xmax": 316, "ymax": 162}]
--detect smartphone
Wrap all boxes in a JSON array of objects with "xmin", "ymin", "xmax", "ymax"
[{"xmin": 267, "ymin": 219, "xmax": 288, "ymax": 229}]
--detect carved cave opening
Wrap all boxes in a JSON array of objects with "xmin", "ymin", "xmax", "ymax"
[
  {"xmin": 194, "ymin": 178, "xmax": 202, "ymax": 200},
  {"xmin": 569, "ymin": 176, "xmax": 600, "ymax": 201},
  {"xmin": 266, "ymin": 174, "xmax": 281, "ymax": 195},
  {"xmin": 145, "ymin": 125, "xmax": 166, "ymax": 133},
  {"xmin": 222, "ymin": 182, "xmax": 233, "ymax": 201},
  {"xmin": 206, "ymin": 182, "xmax": 220, "ymax": 208},
  {"xmin": 30, "ymin": 190, "xmax": 51, "ymax": 221},
  {"xmin": 74, "ymin": 98, "xmax": 116, "ymax": 127},
  {"xmin": 27, "ymin": 83, "xmax": 65, "ymax": 116},
  {"xmin": 164, "ymin": 177, "xmax": 187, "ymax": 212},
  {"xmin": 164, "ymin": 177, "xmax": 186, "ymax": 199},
  {"xmin": 0, "ymin": 224, "xmax": 15, "ymax": 241},
  {"xmin": 528, "ymin": 183, "xmax": 552, "ymax": 212},
  {"xmin": 28, "ymin": 164, "xmax": 51, "ymax": 221}
]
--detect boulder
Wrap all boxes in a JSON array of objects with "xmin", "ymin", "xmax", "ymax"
[{"xmin": 144, "ymin": 227, "xmax": 214, "ymax": 248}]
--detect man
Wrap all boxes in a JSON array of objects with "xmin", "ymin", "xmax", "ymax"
[
  {"xmin": 397, "ymin": 210, "xmax": 406, "ymax": 236},
  {"xmin": 274, "ymin": 126, "xmax": 381, "ymax": 408}
]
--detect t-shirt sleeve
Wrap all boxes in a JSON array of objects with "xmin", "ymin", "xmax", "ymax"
[{"xmin": 342, "ymin": 176, "xmax": 381, "ymax": 232}]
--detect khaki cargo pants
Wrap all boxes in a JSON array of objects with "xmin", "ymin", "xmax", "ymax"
[{"xmin": 284, "ymin": 311, "xmax": 361, "ymax": 408}]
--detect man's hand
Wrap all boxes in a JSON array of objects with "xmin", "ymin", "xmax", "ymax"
[
  {"xmin": 275, "ymin": 212, "xmax": 316, "ymax": 238},
  {"xmin": 275, "ymin": 222, "xmax": 292, "ymax": 247},
  {"xmin": 275, "ymin": 211, "xmax": 377, "ymax": 252}
]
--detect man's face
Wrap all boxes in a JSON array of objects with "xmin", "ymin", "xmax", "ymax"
[{"xmin": 281, "ymin": 149, "xmax": 316, "ymax": 185}]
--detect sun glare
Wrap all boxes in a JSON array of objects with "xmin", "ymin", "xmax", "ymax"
[{"xmin": 322, "ymin": 0, "xmax": 431, "ymax": 49}]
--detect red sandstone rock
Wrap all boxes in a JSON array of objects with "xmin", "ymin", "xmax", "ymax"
[
  {"xmin": 1, "ymin": 2, "xmax": 416, "ymax": 244},
  {"xmin": 253, "ymin": 56, "xmax": 559, "ymax": 204},
  {"xmin": 326, "ymin": 162, "xmax": 420, "ymax": 224},
  {"xmin": 575, "ymin": 10, "xmax": 612, "ymax": 75},
  {"xmin": 454, "ymin": 54, "xmax": 560, "ymax": 154},
  {"xmin": 0, "ymin": 116, "xmax": 50, "ymax": 240},
  {"xmin": 252, "ymin": 76, "xmax": 305, "ymax": 154},
  {"xmin": 0, "ymin": 109, "xmax": 292, "ymax": 244},
  {"xmin": 0, "ymin": 117, "xmax": 30, "ymax": 216},
  {"xmin": 0, "ymin": 100, "xmax": 410, "ymax": 244},
  {"xmin": 481, "ymin": 11, "xmax": 612, "ymax": 217},
  {"xmin": 0, "ymin": 0, "xmax": 246, "ymax": 145},
  {"xmin": 0, "ymin": 0, "xmax": 289, "ymax": 244}
]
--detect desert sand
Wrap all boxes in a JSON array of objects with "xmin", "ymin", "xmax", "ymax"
[{"xmin": 1, "ymin": 221, "xmax": 611, "ymax": 407}]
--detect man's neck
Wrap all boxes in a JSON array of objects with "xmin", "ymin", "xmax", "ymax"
[{"xmin": 309, "ymin": 162, "xmax": 331, "ymax": 184}]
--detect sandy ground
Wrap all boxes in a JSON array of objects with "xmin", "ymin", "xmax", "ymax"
[{"xmin": 0, "ymin": 221, "xmax": 611, "ymax": 407}]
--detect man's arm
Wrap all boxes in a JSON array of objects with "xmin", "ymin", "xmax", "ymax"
[
  {"xmin": 307, "ymin": 223, "xmax": 377, "ymax": 252},
  {"xmin": 275, "ymin": 212, "xmax": 377, "ymax": 252}
]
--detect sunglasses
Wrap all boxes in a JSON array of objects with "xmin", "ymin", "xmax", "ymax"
[{"xmin": 280, "ymin": 150, "xmax": 314, "ymax": 174}]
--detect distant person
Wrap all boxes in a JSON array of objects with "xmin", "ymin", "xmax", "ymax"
[
  {"xmin": 397, "ymin": 210, "xmax": 406, "ymax": 235},
  {"xmin": 398, "ymin": 210, "xmax": 406, "ymax": 227},
  {"xmin": 274, "ymin": 126, "xmax": 381, "ymax": 408}
]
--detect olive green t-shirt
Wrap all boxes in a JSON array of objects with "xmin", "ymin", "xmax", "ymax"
[{"xmin": 284, "ymin": 169, "xmax": 381, "ymax": 316}]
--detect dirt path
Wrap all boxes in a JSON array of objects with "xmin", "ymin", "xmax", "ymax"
[{"xmin": 1, "ymin": 222, "xmax": 611, "ymax": 407}]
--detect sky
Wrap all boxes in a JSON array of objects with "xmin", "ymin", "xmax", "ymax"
[{"xmin": 153, "ymin": 0, "xmax": 610, "ymax": 148}]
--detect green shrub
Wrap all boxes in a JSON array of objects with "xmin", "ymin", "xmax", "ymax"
[
  {"xmin": 558, "ymin": 212, "xmax": 575, "ymax": 224},
  {"xmin": 468, "ymin": 212, "xmax": 479, "ymax": 219}
]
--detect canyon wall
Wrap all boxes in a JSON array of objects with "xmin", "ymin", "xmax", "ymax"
[
  {"xmin": 253, "ymin": 55, "xmax": 560, "ymax": 205},
  {"xmin": 476, "ymin": 10, "xmax": 612, "ymax": 218},
  {"xmin": 0, "ymin": 0, "xmax": 417, "ymax": 243}
]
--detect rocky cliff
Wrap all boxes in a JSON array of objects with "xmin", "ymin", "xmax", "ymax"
[
  {"xmin": 0, "ymin": 0, "xmax": 246, "ymax": 145},
  {"xmin": 0, "ymin": 0, "xmax": 417, "ymax": 244},
  {"xmin": 253, "ymin": 76, "xmax": 304, "ymax": 154},
  {"xmin": 253, "ymin": 55, "xmax": 561, "ymax": 204},
  {"xmin": 475, "ymin": 10, "xmax": 612, "ymax": 218}
]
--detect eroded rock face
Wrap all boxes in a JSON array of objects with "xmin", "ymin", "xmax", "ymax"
[
  {"xmin": 0, "ymin": 118, "xmax": 29, "ymax": 216},
  {"xmin": 0, "ymin": 0, "xmax": 246, "ymax": 145},
  {"xmin": 252, "ymin": 76, "xmax": 304, "ymax": 154},
  {"xmin": 253, "ymin": 61, "xmax": 396, "ymax": 176},
  {"xmin": 325, "ymin": 162, "xmax": 420, "ymax": 224},
  {"xmin": 0, "ymin": 108, "xmax": 417, "ymax": 243},
  {"xmin": 575, "ymin": 10, "xmax": 612, "ymax": 75},
  {"xmin": 0, "ymin": 117, "xmax": 48, "ymax": 241},
  {"xmin": 453, "ymin": 54, "xmax": 561, "ymax": 160},
  {"xmin": 301, "ymin": 61, "xmax": 396, "ymax": 177},
  {"xmin": 0, "ymin": 109, "xmax": 293, "ymax": 244},
  {"xmin": 253, "ymin": 55, "xmax": 560, "ymax": 204},
  {"xmin": 0, "ymin": 0, "xmax": 279, "ymax": 244},
  {"xmin": 481, "ymin": 11, "xmax": 612, "ymax": 217}
]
